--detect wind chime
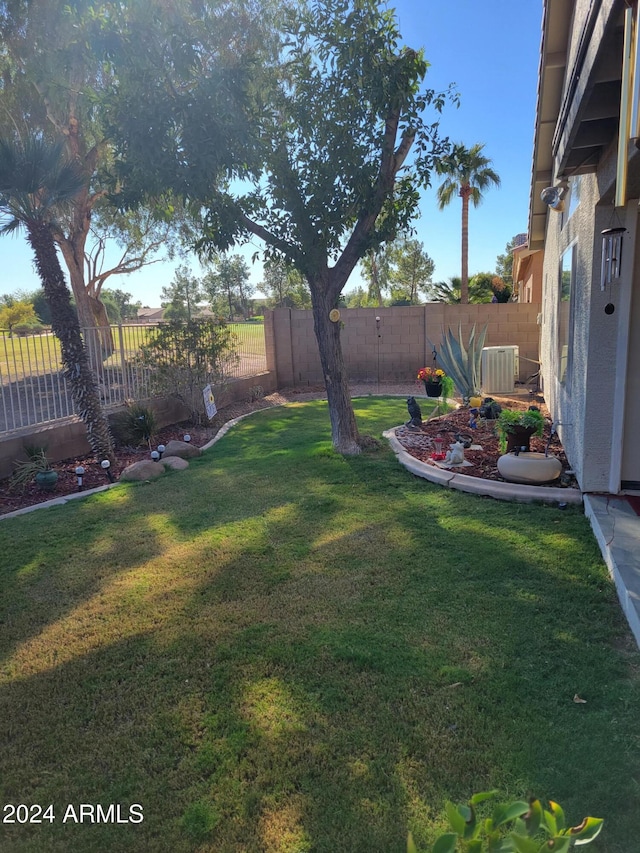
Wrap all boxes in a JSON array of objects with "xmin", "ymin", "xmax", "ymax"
[{"xmin": 600, "ymin": 215, "xmax": 625, "ymax": 315}]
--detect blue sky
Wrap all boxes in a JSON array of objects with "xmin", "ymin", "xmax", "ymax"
[{"xmin": 0, "ymin": 0, "xmax": 543, "ymax": 306}]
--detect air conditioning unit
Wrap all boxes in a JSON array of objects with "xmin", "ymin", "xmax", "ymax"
[{"xmin": 481, "ymin": 346, "xmax": 519, "ymax": 394}]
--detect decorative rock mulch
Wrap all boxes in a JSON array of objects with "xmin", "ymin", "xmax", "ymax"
[{"xmin": 392, "ymin": 395, "xmax": 577, "ymax": 488}]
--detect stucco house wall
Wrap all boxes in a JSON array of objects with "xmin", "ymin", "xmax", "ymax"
[{"xmin": 534, "ymin": 0, "xmax": 640, "ymax": 493}]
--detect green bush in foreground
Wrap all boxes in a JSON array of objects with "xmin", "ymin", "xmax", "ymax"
[{"xmin": 409, "ymin": 793, "xmax": 602, "ymax": 852}]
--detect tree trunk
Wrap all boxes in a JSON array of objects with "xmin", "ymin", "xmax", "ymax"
[
  {"xmin": 310, "ymin": 283, "xmax": 361, "ymax": 455},
  {"xmin": 27, "ymin": 220, "xmax": 115, "ymax": 463},
  {"xmin": 460, "ymin": 187, "xmax": 471, "ymax": 304},
  {"xmin": 57, "ymin": 237, "xmax": 115, "ymax": 358}
]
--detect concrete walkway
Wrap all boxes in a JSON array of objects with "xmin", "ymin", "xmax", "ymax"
[{"xmin": 584, "ymin": 495, "xmax": 640, "ymax": 647}]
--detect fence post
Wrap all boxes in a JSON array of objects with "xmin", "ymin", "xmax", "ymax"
[{"xmin": 117, "ymin": 324, "xmax": 129, "ymax": 399}]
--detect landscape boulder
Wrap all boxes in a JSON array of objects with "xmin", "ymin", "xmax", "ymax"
[
  {"xmin": 119, "ymin": 459, "xmax": 165, "ymax": 482},
  {"xmin": 161, "ymin": 456, "xmax": 189, "ymax": 471},
  {"xmin": 162, "ymin": 439, "xmax": 202, "ymax": 460}
]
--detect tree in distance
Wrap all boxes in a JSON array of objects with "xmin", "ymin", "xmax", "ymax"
[
  {"xmin": 0, "ymin": 297, "xmax": 41, "ymax": 335},
  {"xmin": 203, "ymin": 255, "xmax": 255, "ymax": 320},
  {"xmin": 161, "ymin": 265, "xmax": 204, "ymax": 321},
  {"xmin": 436, "ymin": 142, "xmax": 500, "ymax": 304},
  {"xmin": 258, "ymin": 257, "xmax": 311, "ymax": 309},
  {"xmin": 361, "ymin": 236, "xmax": 435, "ymax": 305}
]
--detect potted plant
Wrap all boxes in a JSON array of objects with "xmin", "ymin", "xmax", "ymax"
[
  {"xmin": 417, "ymin": 365, "xmax": 445, "ymax": 397},
  {"xmin": 10, "ymin": 446, "xmax": 58, "ymax": 492},
  {"xmin": 496, "ymin": 407, "xmax": 545, "ymax": 453},
  {"xmin": 416, "ymin": 367, "xmax": 455, "ymax": 400}
]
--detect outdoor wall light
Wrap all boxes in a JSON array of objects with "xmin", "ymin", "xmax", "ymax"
[
  {"xmin": 540, "ymin": 182, "xmax": 568, "ymax": 212},
  {"xmin": 183, "ymin": 434, "xmax": 191, "ymax": 443},
  {"xmin": 101, "ymin": 459, "xmax": 114, "ymax": 482},
  {"xmin": 75, "ymin": 466, "xmax": 85, "ymax": 490},
  {"xmin": 151, "ymin": 450, "xmax": 160, "ymax": 462},
  {"xmin": 158, "ymin": 444, "xmax": 166, "ymax": 459}
]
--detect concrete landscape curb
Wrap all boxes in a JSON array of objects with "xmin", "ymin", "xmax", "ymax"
[{"xmin": 383, "ymin": 427, "xmax": 583, "ymax": 505}]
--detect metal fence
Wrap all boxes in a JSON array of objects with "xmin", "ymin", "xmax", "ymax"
[{"xmin": 0, "ymin": 322, "xmax": 267, "ymax": 434}]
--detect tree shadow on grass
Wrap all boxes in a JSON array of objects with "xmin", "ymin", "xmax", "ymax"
[{"xmin": 1, "ymin": 399, "xmax": 640, "ymax": 851}]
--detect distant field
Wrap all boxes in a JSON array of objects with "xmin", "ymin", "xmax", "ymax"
[{"xmin": 0, "ymin": 322, "xmax": 266, "ymax": 384}]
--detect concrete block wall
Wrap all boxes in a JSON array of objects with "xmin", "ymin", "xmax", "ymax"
[{"xmin": 271, "ymin": 304, "xmax": 541, "ymax": 386}]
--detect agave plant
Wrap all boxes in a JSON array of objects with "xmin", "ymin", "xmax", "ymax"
[{"xmin": 430, "ymin": 323, "xmax": 488, "ymax": 403}]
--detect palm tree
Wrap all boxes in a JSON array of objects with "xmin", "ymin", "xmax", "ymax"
[
  {"xmin": 0, "ymin": 135, "xmax": 114, "ymax": 461},
  {"xmin": 431, "ymin": 277, "xmax": 462, "ymax": 304},
  {"xmin": 436, "ymin": 143, "xmax": 500, "ymax": 303}
]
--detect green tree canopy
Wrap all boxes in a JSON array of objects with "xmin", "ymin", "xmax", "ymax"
[
  {"xmin": 101, "ymin": 288, "xmax": 141, "ymax": 321},
  {"xmin": 0, "ymin": 0, "xmax": 230, "ymax": 347},
  {"xmin": 109, "ymin": 0, "xmax": 455, "ymax": 452},
  {"xmin": 468, "ymin": 272, "xmax": 511, "ymax": 303},
  {"xmin": 0, "ymin": 299, "xmax": 40, "ymax": 333},
  {"xmin": 203, "ymin": 255, "xmax": 254, "ymax": 320},
  {"xmin": 161, "ymin": 265, "xmax": 203, "ymax": 321},
  {"xmin": 362, "ymin": 237, "xmax": 435, "ymax": 304},
  {"xmin": 495, "ymin": 234, "xmax": 521, "ymax": 288},
  {"xmin": 258, "ymin": 257, "xmax": 310, "ymax": 309},
  {"xmin": 388, "ymin": 237, "xmax": 435, "ymax": 303}
]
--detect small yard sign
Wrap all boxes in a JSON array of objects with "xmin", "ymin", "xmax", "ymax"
[{"xmin": 203, "ymin": 385, "xmax": 217, "ymax": 420}]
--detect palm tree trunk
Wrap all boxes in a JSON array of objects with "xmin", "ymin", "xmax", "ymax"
[
  {"xmin": 460, "ymin": 187, "xmax": 470, "ymax": 304},
  {"xmin": 26, "ymin": 220, "xmax": 115, "ymax": 463}
]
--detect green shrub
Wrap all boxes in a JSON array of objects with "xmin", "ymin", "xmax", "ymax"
[
  {"xmin": 138, "ymin": 319, "xmax": 239, "ymax": 425},
  {"xmin": 110, "ymin": 403, "xmax": 157, "ymax": 448},
  {"xmin": 496, "ymin": 407, "xmax": 545, "ymax": 453},
  {"xmin": 10, "ymin": 445, "xmax": 53, "ymax": 490},
  {"xmin": 409, "ymin": 792, "xmax": 603, "ymax": 852}
]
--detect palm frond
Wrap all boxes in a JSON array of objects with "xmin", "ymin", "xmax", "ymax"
[
  {"xmin": 0, "ymin": 214, "xmax": 23, "ymax": 236},
  {"xmin": 0, "ymin": 133, "xmax": 85, "ymax": 225}
]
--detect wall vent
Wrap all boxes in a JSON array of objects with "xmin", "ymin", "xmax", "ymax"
[{"xmin": 481, "ymin": 346, "xmax": 519, "ymax": 394}]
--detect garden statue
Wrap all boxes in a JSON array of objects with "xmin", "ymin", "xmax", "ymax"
[
  {"xmin": 444, "ymin": 440, "xmax": 465, "ymax": 466},
  {"xmin": 406, "ymin": 396, "xmax": 423, "ymax": 428},
  {"xmin": 480, "ymin": 397, "xmax": 502, "ymax": 419}
]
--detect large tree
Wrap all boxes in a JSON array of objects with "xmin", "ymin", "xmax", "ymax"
[
  {"xmin": 0, "ymin": 135, "xmax": 114, "ymax": 461},
  {"xmin": 110, "ymin": 0, "xmax": 453, "ymax": 452},
  {"xmin": 0, "ymin": 0, "xmax": 199, "ymax": 352},
  {"xmin": 435, "ymin": 142, "xmax": 500, "ymax": 304}
]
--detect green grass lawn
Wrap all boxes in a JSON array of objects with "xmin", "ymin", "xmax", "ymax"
[{"xmin": 1, "ymin": 397, "xmax": 639, "ymax": 852}]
